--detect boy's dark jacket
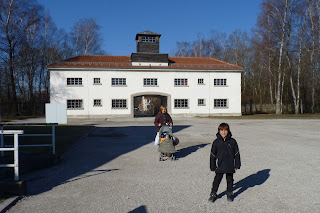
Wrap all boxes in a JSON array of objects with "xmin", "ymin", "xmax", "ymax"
[{"xmin": 210, "ymin": 131, "xmax": 241, "ymax": 173}]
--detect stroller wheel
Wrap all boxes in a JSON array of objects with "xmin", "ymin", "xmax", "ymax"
[
  {"xmin": 170, "ymin": 154, "xmax": 176, "ymax": 161},
  {"xmin": 159, "ymin": 153, "xmax": 164, "ymax": 161}
]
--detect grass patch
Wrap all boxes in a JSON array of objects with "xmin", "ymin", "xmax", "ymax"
[
  {"xmin": 205, "ymin": 113, "xmax": 320, "ymax": 119},
  {"xmin": 1, "ymin": 125, "xmax": 94, "ymax": 156}
]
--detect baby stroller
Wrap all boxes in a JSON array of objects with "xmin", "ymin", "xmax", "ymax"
[{"xmin": 158, "ymin": 125, "xmax": 179, "ymax": 161}]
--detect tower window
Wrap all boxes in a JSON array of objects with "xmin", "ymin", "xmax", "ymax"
[{"xmin": 142, "ymin": 36, "xmax": 156, "ymax": 43}]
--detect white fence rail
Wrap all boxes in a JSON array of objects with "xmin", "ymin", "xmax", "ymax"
[
  {"xmin": 0, "ymin": 123, "xmax": 57, "ymax": 156},
  {"xmin": 0, "ymin": 130, "xmax": 23, "ymax": 181}
]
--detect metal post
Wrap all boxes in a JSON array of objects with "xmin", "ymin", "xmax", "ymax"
[
  {"xmin": 14, "ymin": 133, "xmax": 19, "ymax": 181},
  {"xmin": 52, "ymin": 124, "xmax": 56, "ymax": 155},
  {"xmin": 1, "ymin": 125, "xmax": 4, "ymax": 157}
]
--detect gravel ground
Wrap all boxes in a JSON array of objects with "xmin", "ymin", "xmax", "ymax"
[{"xmin": 5, "ymin": 117, "xmax": 320, "ymax": 213}]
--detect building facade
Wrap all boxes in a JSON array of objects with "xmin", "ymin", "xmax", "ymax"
[{"xmin": 48, "ymin": 31, "xmax": 243, "ymax": 118}]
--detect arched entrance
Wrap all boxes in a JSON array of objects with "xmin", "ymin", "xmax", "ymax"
[{"xmin": 131, "ymin": 92, "xmax": 171, "ymax": 117}]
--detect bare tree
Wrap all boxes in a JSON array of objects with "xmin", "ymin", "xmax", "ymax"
[
  {"xmin": 0, "ymin": 0, "xmax": 43, "ymax": 114},
  {"xmin": 317, "ymin": 0, "xmax": 320, "ymax": 113},
  {"xmin": 174, "ymin": 41, "xmax": 192, "ymax": 57},
  {"xmin": 258, "ymin": 0, "xmax": 297, "ymax": 114},
  {"xmin": 40, "ymin": 11, "xmax": 72, "ymax": 100},
  {"xmin": 70, "ymin": 18, "xmax": 104, "ymax": 56},
  {"xmin": 173, "ymin": 0, "xmax": 320, "ymax": 114},
  {"xmin": 208, "ymin": 30, "xmax": 227, "ymax": 60},
  {"xmin": 307, "ymin": 0, "xmax": 316, "ymax": 113}
]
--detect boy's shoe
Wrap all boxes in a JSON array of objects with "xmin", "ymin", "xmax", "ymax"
[
  {"xmin": 226, "ymin": 192, "xmax": 233, "ymax": 202},
  {"xmin": 208, "ymin": 193, "xmax": 217, "ymax": 203}
]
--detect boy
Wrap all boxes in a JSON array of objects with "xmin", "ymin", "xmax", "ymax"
[{"xmin": 209, "ymin": 123, "xmax": 241, "ymax": 202}]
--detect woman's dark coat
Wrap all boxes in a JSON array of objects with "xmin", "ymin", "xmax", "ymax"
[
  {"xmin": 210, "ymin": 131, "xmax": 241, "ymax": 173},
  {"xmin": 154, "ymin": 113, "xmax": 173, "ymax": 132}
]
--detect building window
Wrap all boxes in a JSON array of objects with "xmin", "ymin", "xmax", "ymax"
[
  {"xmin": 214, "ymin": 99, "xmax": 228, "ymax": 108},
  {"xmin": 93, "ymin": 99, "xmax": 102, "ymax": 107},
  {"xmin": 67, "ymin": 78, "xmax": 82, "ymax": 85},
  {"xmin": 112, "ymin": 78, "xmax": 126, "ymax": 86},
  {"xmin": 198, "ymin": 79, "xmax": 204, "ymax": 85},
  {"xmin": 214, "ymin": 79, "xmax": 227, "ymax": 86},
  {"xmin": 174, "ymin": 99, "xmax": 189, "ymax": 108},
  {"xmin": 174, "ymin": 79, "xmax": 188, "ymax": 86},
  {"xmin": 142, "ymin": 36, "xmax": 156, "ymax": 43},
  {"xmin": 144, "ymin": 78, "xmax": 158, "ymax": 86},
  {"xmin": 93, "ymin": 78, "xmax": 101, "ymax": 84},
  {"xmin": 112, "ymin": 99, "xmax": 127, "ymax": 109},
  {"xmin": 198, "ymin": 99, "xmax": 205, "ymax": 106},
  {"xmin": 67, "ymin": 99, "xmax": 83, "ymax": 110}
]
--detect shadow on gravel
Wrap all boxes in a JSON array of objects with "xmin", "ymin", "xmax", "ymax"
[
  {"xmin": 128, "ymin": 205, "xmax": 148, "ymax": 213},
  {"xmin": 176, "ymin": 144, "xmax": 209, "ymax": 159},
  {"xmin": 61, "ymin": 169, "xmax": 120, "ymax": 184},
  {"xmin": 217, "ymin": 169, "xmax": 271, "ymax": 200},
  {"xmin": 27, "ymin": 125, "xmax": 191, "ymax": 196}
]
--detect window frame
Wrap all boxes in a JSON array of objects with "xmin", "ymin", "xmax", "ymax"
[
  {"xmin": 198, "ymin": 78, "xmax": 204, "ymax": 85},
  {"xmin": 67, "ymin": 78, "xmax": 82, "ymax": 86},
  {"xmin": 67, "ymin": 99, "xmax": 83, "ymax": 110},
  {"xmin": 198, "ymin": 99, "xmax": 206, "ymax": 106},
  {"xmin": 93, "ymin": 78, "xmax": 101, "ymax": 85},
  {"xmin": 143, "ymin": 78, "xmax": 158, "ymax": 86},
  {"xmin": 174, "ymin": 78, "xmax": 188, "ymax": 86},
  {"xmin": 174, "ymin": 99, "xmax": 189, "ymax": 109},
  {"xmin": 214, "ymin": 99, "xmax": 228, "ymax": 108},
  {"xmin": 93, "ymin": 99, "xmax": 102, "ymax": 107},
  {"xmin": 111, "ymin": 99, "xmax": 127, "ymax": 109},
  {"xmin": 111, "ymin": 78, "xmax": 126, "ymax": 86},
  {"xmin": 142, "ymin": 36, "xmax": 156, "ymax": 43},
  {"xmin": 214, "ymin": 79, "xmax": 227, "ymax": 86}
]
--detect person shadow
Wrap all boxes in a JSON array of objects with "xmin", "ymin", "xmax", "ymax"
[
  {"xmin": 128, "ymin": 205, "xmax": 148, "ymax": 213},
  {"xmin": 217, "ymin": 169, "xmax": 271, "ymax": 199}
]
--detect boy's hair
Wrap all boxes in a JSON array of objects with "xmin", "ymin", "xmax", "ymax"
[
  {"xmin": 159, "ymin": 105, "xmax": 167, "ymax": 113},
  {"xmin": 218, "ymin": 123, "xmax": 230, "ymax": 132}
]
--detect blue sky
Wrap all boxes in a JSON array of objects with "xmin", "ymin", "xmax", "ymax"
[{"xmin": 38, "ymin": 0, "xmax": 261, "ymax": 56}]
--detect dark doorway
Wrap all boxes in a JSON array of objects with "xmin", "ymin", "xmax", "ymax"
[{"xmin": 134, "ymin": 95, "xmax": 167, "ymax": 117}]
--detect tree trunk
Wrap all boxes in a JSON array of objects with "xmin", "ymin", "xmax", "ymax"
[
  {"xmin": 268, "ymin": 53, "xmax": 273, "ymax": 105},
  {"xmin": 9, "ymin": 46, "xmax": 19, "ymax": 115},
  {"xmin": 275, "ymin": 0, "xmax": 289, "ymax": 114},
  {"xmin": 308, "ymin": 1, "xmax": 316, "ymax": 113},
  {"xmin": 292, "ymin": 26, "xmax": 303, "ymax": 114}
]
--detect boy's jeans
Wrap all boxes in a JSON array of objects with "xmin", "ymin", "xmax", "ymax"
[{"xmin": 211, "ymin": 173, "xmax": 233, "ymax": 194}]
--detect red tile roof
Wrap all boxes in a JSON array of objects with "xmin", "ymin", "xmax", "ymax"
[{"xmin": 48, "ymin": 55, "xmax": 243, "ymax": 70}]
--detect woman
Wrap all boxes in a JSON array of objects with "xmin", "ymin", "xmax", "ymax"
[{"xmin": 154, "ymin": 105, "xmax": 173, "ymax": 145}]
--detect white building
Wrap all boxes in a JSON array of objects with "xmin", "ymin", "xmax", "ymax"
[{"xmin": 48, "ymin": 31, "xmax": 243, "ymax": 118}]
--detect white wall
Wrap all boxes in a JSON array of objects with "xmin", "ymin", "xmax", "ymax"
[{"xmin": 50, "ymin": 69, "xmax": 242, "ymax": 117}]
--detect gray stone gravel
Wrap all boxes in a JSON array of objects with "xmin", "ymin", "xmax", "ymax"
[{"xmin": 5, "ymin": 117, "xmax": 320, "ymax": 213}]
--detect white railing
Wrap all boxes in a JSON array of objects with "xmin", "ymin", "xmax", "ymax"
[
  {"xmin": 0, "ymin": 123, "xmax": 57, "ymax": 156},
  {"xmin": 0, "ymin": 130, "xmax": 23, "ymax": 181}
]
